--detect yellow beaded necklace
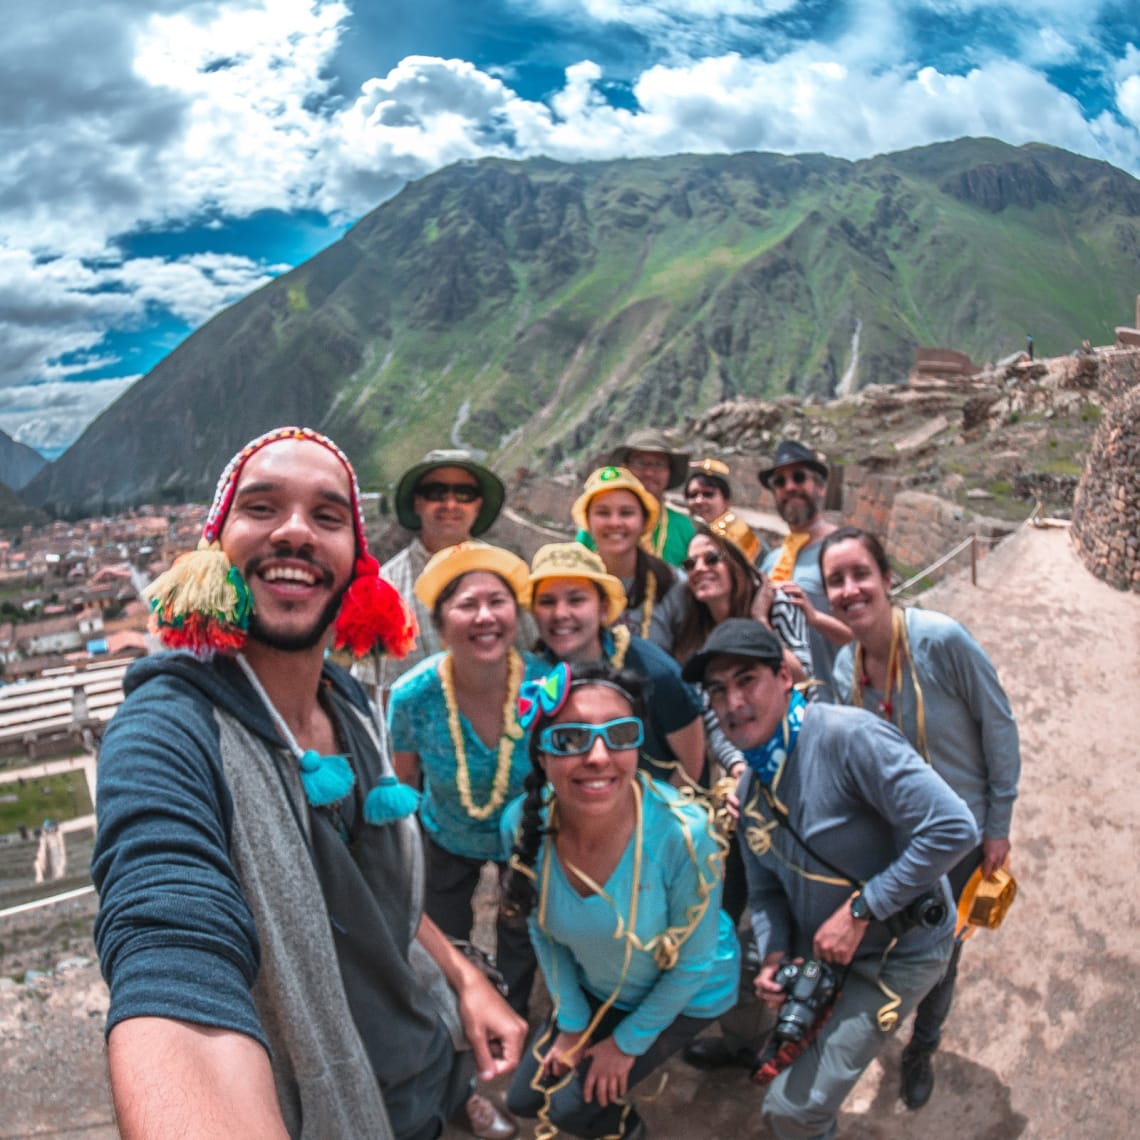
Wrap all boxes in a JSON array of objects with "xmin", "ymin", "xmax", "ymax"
[{"xmin": 439, "ymin": 647, "xmax": 525, "ymax": 821}]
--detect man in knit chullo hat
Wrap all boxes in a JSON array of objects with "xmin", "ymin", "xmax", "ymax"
[{"xmin": 92, "ymin": 427, "xmax": 523, "ymax": 1140}]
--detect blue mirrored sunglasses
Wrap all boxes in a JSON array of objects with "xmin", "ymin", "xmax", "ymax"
[{"xmin": 538, "ymin": 717, "xmax": 645, "ymax": 757}]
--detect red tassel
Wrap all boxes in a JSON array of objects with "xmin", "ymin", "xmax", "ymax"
[{"xmin": 333, "ymin": 555, "xmax": 419, "ymax": 659}]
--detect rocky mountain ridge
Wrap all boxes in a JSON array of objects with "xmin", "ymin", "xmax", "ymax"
[{"xmin": 21, "ymin": 137, "xmax": 1140, "ymax": 517}]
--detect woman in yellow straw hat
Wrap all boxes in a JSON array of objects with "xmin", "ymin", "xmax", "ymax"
[
  {"xmin": 526, "ymin": 541, "xmax": 705, "ymax": 788},
  {"xmin": 388, "ymin": 541, "xmax": 548, "ymax": 1024},
  {"xmin": 571, "ymin": 466, "xmax": 678, "ymax": 642}
]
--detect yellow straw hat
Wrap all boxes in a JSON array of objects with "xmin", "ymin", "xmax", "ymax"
[
  {"xmin": 955, "ymin": 864, "xmax": 1018, "ymax": 940},
  {"xmin": 414, "ymin": 541, "xmax": 531, "ymax": 611},
  {"xmin": 528, "ymin": 543, "xmax": 627, "ymax": 627},
  {"xmin": 690, "ymin": 457, "xmax": 731, "ymax": 478},
  {"xmin": 571, "ymin": 466, "xmax": 660, "ymax": 538},
  {"xmin": 707, "ymin": 510, "xmax": 761, "ymax": 563}
]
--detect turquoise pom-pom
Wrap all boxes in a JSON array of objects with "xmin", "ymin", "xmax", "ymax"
[
  {"xmin": 297, "ymin": 749, "xmax": 355, "ymax": 807},
  {"xmin": 364, "ymin": 775, "xmax": 420, "ymax": 824}
]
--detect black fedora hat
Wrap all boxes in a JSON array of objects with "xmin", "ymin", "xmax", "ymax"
[{"xmin": 757, "ymin": 440, "xmax": 829, "ymax": 489}]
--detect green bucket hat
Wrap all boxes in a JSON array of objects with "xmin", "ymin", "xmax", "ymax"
[{"xmin": 394, "ymin": 448, "xmax": 505, "ymax": 536}]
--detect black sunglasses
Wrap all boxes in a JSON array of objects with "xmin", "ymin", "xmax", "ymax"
[
  {"xmin": 682, "ymin": 551, "xmax": 725, "ymax": 572},
  {"xmin": 771, "ymin": 469, "xmax": 810, "ymax": 490},
  {"xmin": 415, "ymin": 481, "xmax": 482, "ymax": 503}
]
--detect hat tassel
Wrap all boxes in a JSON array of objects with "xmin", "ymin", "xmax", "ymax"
[
  {"xmin": 144, "ymin": 539, "xmax": 253, "ymax": 656},
  {"xmin": 364, "ymin": 775, "xmax": 421, "ymax": 824},
  {"xmin": 333, "ymin": 555, "xmax": 419, "ymax": 659}
]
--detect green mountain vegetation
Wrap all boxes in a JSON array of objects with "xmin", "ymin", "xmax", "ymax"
[{"xmin": 23, "ymin": 137, "xmax": 1140, "ymax": 514}]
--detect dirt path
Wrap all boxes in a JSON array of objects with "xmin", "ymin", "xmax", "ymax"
[{"xmin": 3, "ymin": 525, "xmax": 1137, "ymax": 1138}]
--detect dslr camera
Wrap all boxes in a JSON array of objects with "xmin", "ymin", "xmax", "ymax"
[{"xmin": 770, "ymin": 958, "xmax": 839, "ymax": 1043}]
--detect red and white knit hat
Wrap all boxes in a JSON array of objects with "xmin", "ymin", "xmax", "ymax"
[{"xmin": 144, "ymin": 426, "xmax": 417, "ymax": 659}]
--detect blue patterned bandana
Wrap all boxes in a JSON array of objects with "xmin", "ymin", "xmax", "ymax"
[{"xmin": 742, "ymin": 689, "xmax": 806, "ymax": 787}]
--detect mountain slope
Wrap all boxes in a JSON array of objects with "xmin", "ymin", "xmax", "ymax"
[
  {"xmin": 0, "ymin": 429, "xmax": 48, "ymax": 491},
  {"xmin": 24, "ymin": 138, "xmax": 1140, "ymax": 513}
]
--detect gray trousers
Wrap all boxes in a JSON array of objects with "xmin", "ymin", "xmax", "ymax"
[{"xmin": 763, "ymin": 939, "xmax": 953, "ymax": 1140}]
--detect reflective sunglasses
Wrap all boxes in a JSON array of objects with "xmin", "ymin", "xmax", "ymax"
[
  {"xmin": 415, "ymin": 481, "xmax": 482, "ymax": 503},
  {"xmin": 681, "ymin": 550, "xmax": 725, "ymax": 572},
  {"xmin": 770, "ymin": 469, "xmax": 810, "ymax": 490},
  {"xmin": 538, "ymin": 717, "xmax": 645, "ymax": 757}
]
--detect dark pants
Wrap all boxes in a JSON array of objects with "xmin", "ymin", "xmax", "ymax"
[
  {"xmin": 508, "ymin": 999, "xmax": 712, "ymax": 1138},
  {"xmin": 424, "ymin": 836, "xmax": 537, "ymax": 1017},
  {"xmin": 401, "ymin": 1050, "xmax": 475, "ymax": 1140},
  {"xmin": 909, "ymin": 845, "xmax": 985, "ymax": 1053}
]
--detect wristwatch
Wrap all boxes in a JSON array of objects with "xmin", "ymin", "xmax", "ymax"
[{"xmin": 849, "ymin": 892, "xmax": 874, "ymax": 922}]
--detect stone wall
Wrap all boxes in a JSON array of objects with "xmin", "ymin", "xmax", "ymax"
[{"xmin": 1071, "ymin": 379, "xmax": 1140, "ymax": 591}]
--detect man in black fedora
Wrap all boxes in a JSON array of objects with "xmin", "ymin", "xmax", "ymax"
[{"xmin": 757, "ymin": 441, "xmax": 850, "ymax": 700}]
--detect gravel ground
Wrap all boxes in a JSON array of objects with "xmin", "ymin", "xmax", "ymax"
[{"xmin": 3, "ymin": 524, "xmax": 1138, "ymax": 1139}]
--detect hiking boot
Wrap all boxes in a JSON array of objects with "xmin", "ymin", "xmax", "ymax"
[
  {"xmin": 901, "ymin": 1044, "xmax": 935, "ymax": 1109},
  {"xmin": 459, "ymin": 1093, "xmax": 517, "ymax": 1139}
]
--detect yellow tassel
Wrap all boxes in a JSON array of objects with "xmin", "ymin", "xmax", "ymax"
[{"xmin": 144, "ymin": 540, "xmax": 252, "ymax": 654}]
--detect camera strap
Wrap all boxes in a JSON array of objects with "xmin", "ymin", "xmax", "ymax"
[{"xmin": 755, "ymin": 781, "xmax": 864, "ymax": 890}]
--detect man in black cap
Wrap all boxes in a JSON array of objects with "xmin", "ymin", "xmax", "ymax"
[
  {"xmin": 378, "ymin": 449, "xmax": 505, "ymax": 688},
  {"xmin": 756, "ymin": 441, "xmax": 850, "ymax": 699},
  {"xmin": 683, "ymin": 619, "xmax": 977, "ymax": 1140}
]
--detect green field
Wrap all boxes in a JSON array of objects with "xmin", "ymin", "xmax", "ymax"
[{"xmin": 0, "ymin": 770, "xmax": 93, "ymax": 836}]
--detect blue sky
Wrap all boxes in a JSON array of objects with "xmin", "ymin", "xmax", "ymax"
[{"xmin": 3, "ymin": 1, "xmax": 1138, "ymax": 458}]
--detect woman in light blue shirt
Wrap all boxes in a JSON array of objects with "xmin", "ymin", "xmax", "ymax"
[
  {"xmin": 821, "ymin": 525, "xmax": 1020, "ymax": 1111},
  {"xmin": 500, "ymin": 660, "xmax": 739, "ymax": 1139}
]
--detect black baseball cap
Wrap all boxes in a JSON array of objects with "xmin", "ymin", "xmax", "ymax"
[{"xmin": 681, "ymin": 618, "xmax": 784, "ymax": 684}]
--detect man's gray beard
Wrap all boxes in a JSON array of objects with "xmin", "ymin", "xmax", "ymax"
[{"xmin": 779, "ymin": 496, "xmax": 820, "ymax": 529}]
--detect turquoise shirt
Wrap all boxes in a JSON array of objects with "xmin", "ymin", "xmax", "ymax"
[
  {"xmin": 501, "ymin": 775, "xmax": 739, "ymax": 1055},
  {"xmin": 388, "ymin": 651, "xmax": 546, "ymax": 861}
]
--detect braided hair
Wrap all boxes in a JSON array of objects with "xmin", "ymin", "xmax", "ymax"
[{"xmin": 499, "ymin": 660, "xmax": 646, "ymax": 928}]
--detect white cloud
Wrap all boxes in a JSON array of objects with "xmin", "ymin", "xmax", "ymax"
[
  {"xmin": 0, "ymin": 246, "xmax": 282, "ymax": 402},
  {"xmin": 317, "ymin": 49, "xmax": 1115, "ymax": 184},
  {"xmin": 1, "ymin": 0, "xmax": 1138, "ymax": 454},
  {"xmin": 0, "ymin": 378, "xmax": 140, "ymax": 453}
]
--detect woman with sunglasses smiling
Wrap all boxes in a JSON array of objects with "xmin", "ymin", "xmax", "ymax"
[
  {"xmin": 388, "ymin": 541, "xmax": 548, "ymax": 1027},
  {"xmin": 650, "ymin": 522, "xmax": 813, "ymax": 686},
  {"xmin": 499, "ymin": 660, "xmax": 739, "ymax": 1140}
]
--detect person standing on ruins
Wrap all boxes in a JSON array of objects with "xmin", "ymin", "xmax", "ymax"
[{"xmin": 821, "ymin": 526, "xmax": 1021, "ymax": 1111}]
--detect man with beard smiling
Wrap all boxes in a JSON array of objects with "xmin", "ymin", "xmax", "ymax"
[
  {"xmin": 92, "ymin": 428, "xmax": 525, "ymax": 1140},
  {"xmin": 757, "ymin": 441, "xmax": 851, "ymax": 701}
]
